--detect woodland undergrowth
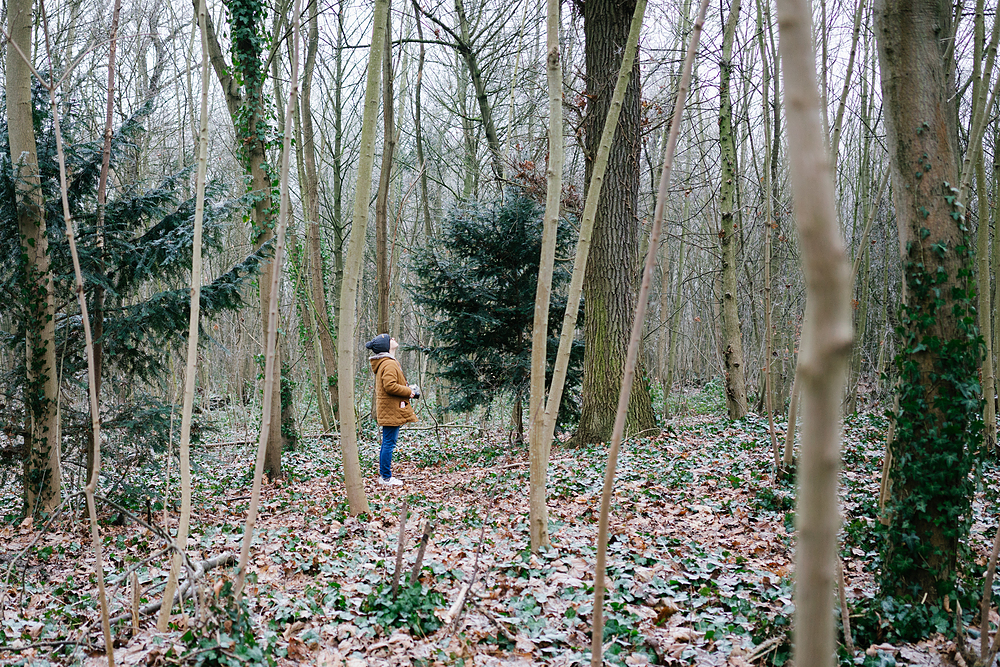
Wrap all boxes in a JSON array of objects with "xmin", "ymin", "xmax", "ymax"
[{"xmin": 3, "ymin": 403, "xmax": 1000, "ymax": 666}]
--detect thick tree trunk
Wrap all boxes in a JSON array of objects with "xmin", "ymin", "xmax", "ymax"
[
  {"xmin": 876, "ymin": 0, "xmax": 981, "ymax": 601},
  {"xmin": 717, "ymin": 0, "xmax": 748, "ymax": 420},
  {"xmin": 6, "ymin": 0, "xmax": 61, "ymax": 514},
  {"xmin": 202, "ymin": 0, "xmax": 285, "ymax": 478},
  {"xmin": 573, "ymin": 0, "xmax": 656, "ymax": 445}
]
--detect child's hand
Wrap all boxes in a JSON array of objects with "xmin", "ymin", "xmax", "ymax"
[{"xmin": 400, "ymin": 401, "xmax": 406, "ymax": 409}]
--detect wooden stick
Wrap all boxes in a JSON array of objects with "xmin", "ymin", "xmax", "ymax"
[
  {"xmin": 392, "ymin": 498, "xmax": 409, "ymax": 596},
  {"xmin": 837, "ymin": 559, "xmax": 854, "ymax": 655},
  {"xmin": 130, "ymin": 572, "xmax": 140, "ymax": 633},
  {"xmin": 409, "ymin": 521, "xmax": 434, "ymax": 586}
]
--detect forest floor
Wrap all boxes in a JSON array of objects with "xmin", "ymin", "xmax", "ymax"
[{"xmin": 2, "ymin": 403, "xmax": 1000, "ymax": 666}]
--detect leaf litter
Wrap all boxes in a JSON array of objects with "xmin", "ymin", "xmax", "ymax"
[{"xmin": 2, "ymin": 410, "xmax": 998, "ymax": 666}]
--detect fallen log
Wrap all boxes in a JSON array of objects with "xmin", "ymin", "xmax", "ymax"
[{"xmin": 109, "ymin": 552, "xmax": 234, "ymax": 623}]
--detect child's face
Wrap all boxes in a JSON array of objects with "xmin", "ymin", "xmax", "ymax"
[{"xmin": 389, "ymin": 337, "xmax": 399, "ymax": 352}]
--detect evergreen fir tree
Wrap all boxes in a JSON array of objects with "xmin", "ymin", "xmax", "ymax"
[
  {"xmin": 0, "ymin": 85, "xmax": 266, "ymax": 485},
  {"xmin": 412, "ymin": 191, "xmax": 583, "ymax": 430}
]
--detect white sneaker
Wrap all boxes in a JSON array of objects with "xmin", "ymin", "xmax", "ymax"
[{"xmin": 378, "ymin": 476, "xmax": 403, "ymax": 487}]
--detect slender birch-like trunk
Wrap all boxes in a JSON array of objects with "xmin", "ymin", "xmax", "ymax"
[
  {"xmin": 338, "ymin": 0, "xmax": 391, "ymax": 516},
  {"xmin": 590, "ymin": 1, "xmax": 709, "ymax": 662},
  {"xmin": 31, "ymin": 3, "xmax": 119, "ymax": 656},
  {"xmin": 156, "ymin": 0, "xmax": 210, "ymax": 626},
  {"xmin": 757, "ymin": 0, "xmax": 779, "ymax": 465},
  {"xmin": 664, "ymin": 228, "xmax": 686, "ymax": 417},
  {"xmin": 300, "ymin": 0, "xmax": 339, "ymax": 426},
  {"xmin": 974, "ymin": 0, "xmax": 996, "ymax": 450},
  {"xmin": 85, "ymin": 0, "xmax": 122, "ymax": 489},
  {"xmin": 776, "ymin": 0, "xmax": 853, "ymax": 663},
  {"xmin": 528, "ymin": 0, "xmax": 563, "ymax": 552},
  {"xmin": 375, "ymin": 4, "xmax": 395, "ymax": 333},
  {"xmin": 411, "ymin": 0, "xmax": 433, "ymax": 239}
]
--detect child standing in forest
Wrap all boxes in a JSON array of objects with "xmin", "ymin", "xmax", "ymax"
[{"xmin": 366, "ymin": 334, "xmax": 418, "ymax": 486}]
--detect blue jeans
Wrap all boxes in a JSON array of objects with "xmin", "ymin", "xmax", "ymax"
[{"xmin": 380, "ymin": 425, "xmax": 401, "ymax": 479}]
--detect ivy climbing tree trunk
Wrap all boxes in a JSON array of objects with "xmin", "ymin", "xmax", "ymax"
[
  {"xmin": 876, "ymin": 0, "xmax": 983, "ymax": 602},
  {"xmin": 573, "ymin": 0, "xmax": 657, "ymax": 446},
  {"xmin": 717, "ymin": 0, "xmax": 748, "ymax": 420},
  {"xmin": 202, "ymin": 0, "xmax": 286, "ymax": 477},
  {"xmin": 6, "ymin": 0, "xmax": 61, "ymax": 514}
]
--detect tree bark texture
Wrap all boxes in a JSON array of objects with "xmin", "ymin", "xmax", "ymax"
[
  {"xmin": 575, "ymin": 0, "xmax": 656, "ymax": 445},
  {"xmin": 528, "ymin": 0, "xmax": 563, "ymax": 552},
  {"xmin": 338, "ymin": 0, "xmax": 391, "ymax": 516},
  {"xmin": 202, "ymin": 0, "xmax": 285, "ymax": 477},
  {"xmin": 718, "ymin": 0, "xmax": 748, "ymax": 420},
  {"xmin": 301, "ymin": 0, "xmax": 339, "ymax": 425},
  {"xmin": 775, "ymin": 0, "xmax": 854, "ymax": 660},
  {"xmin": 6, "ymin": 0, "xmax": 61, "ymax": 513},
  {"xmin": 875, "ymin": 0, "xmax": 982, "ymax": 601},
  {"xmin": 974, "ymin": 0, "xmax": 996, "ymax": 451},
  {"xmin": 376, "ymin": 5, "xmax": 395, "ymax": 334}
]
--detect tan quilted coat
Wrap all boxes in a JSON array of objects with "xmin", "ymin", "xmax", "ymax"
[{"xmin": 370, "ymin": 354, "xmax": 418, "ymax": 427}]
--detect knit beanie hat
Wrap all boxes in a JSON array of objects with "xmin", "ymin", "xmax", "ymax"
[{"xmin": 365, "ymin": 333, "xmax": 391, "ymax": 354}]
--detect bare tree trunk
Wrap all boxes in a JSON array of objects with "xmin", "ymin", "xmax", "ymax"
[
  {"xmin": 454, "ymin": 0, "xmax": 504, "ymax": 181},
  {"xmin": 86, "ymin": 0, "xmax": 122, "ymax": 489},
  {"xmin": 994, "ymin": 119, "xmax": 1000, "ymax": 427},
  {"xmin": 977, "ymin": 149, "xmax": 995, "ymax": 449},
  {"xmin": 973, "ymin": 0, "xmax": 996, "ymax": 451},
  {"xmin": 337, "ymin": 0, "xmax": 391, "ymax": 516},
  {"xmin": 664, "ymin": 230, "xmax": 686, "ymax": 418},
  {"xmin": 300, "ymin": 0, "xmax": 339, "ymax": 426},
  {"xmin": 375, "ymin": 4, "xmax": 395, "ymax": 333},
  {"xmin": 590, "ymin": 3, "xmax": 708, "ymax": 662},
  {"xmin": 528, "ymin": 0, "xmax": 564, "ymax": 552},
  {"xmin": 236, "ymin": 0, "xmax": 301, "ymax": 595},
  {"xmin": 776, "ymin": 0, "xmax": 854, "ymax": 664},
  {"xmin": 6, "ymin": 0, "xmax": 61, "ymax": 514},
  {"xmin": 157, "ymin": 0, "xmax": 209, "ymax": 625},
  {"xmin": 718, "ymin": 0, "xmax": 748, "ymax": 420},
  {"xmin": 757, "ymin": 0, "xmax": 779, "ymax": 465},
  {"xmin": 573, "ymin": 0, "xmax": 657, "ymax": 446},
  {"xmin": 412, "ymin": 0, "xmax": 433, "ymax": 238},
  {"xmin": 291, "ymin": 230, "xmax": 331, "ymax": 432}
]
